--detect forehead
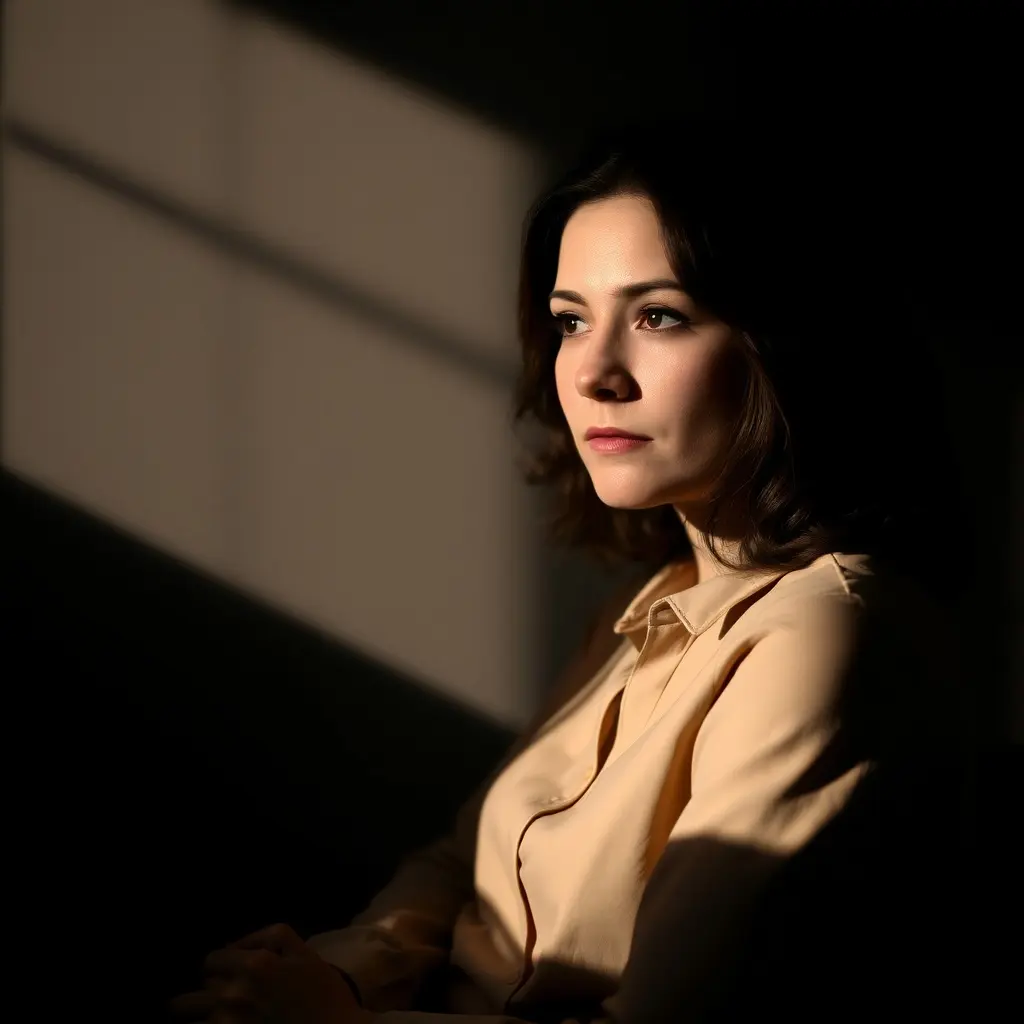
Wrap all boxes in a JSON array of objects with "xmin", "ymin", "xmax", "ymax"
[{"xmin": 556, "ymin": 194, "xmax": 671, "ymax": 280}]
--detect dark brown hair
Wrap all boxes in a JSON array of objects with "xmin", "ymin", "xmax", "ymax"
[{"xmin": 512, "ymin": 114, "xmax": 965, "ymax": 595}]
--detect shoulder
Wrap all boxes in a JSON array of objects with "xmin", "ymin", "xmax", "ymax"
[
  {"xmin": 731, "ymin": 553, "xmax": 873, "ymax": 671},
  {"xmin": 741, "ymin": 550, "xmax": 940, "ymax": 645},
  {"xmin": 752, "ymin": 552, "xmax": 868, "ymax": 616},
  {"xmin": 720, "ymin": 551, "xmax": 957, "ymax": 746}
]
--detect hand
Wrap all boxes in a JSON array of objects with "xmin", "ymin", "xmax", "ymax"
[{"xmin": 169, "ymin": 923, "xmax": 373, "ymax": 1024}]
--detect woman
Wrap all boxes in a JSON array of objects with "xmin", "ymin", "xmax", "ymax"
[{"xmin": 173, "ymin": 116, "xmax": 968, "ymax": 1023}]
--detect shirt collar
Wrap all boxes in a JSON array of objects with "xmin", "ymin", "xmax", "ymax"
[{"xmin": 612, "ymin": 557, "xmax": 789, "ymax": 650}]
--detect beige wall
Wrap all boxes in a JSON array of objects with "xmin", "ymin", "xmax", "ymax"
[{"xmin": 2, "ymin": 0, "xmax": 553, "ymax": 728}]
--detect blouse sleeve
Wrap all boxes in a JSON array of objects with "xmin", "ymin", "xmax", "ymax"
[
  {"xmin": 305, "ymin": 767, "xmax": 492, "ymax": 1012},
  {"xmin": 355, "ymin": 594, "xmax": 880, "ymax": 1024}
]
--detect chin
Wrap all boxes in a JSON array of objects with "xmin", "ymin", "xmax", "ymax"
[{"xmin": 589, "ymin": 481, "xmax": 669, "ymax": 511}]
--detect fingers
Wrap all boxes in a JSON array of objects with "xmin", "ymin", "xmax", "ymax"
[
  {"xmin": 169, "ymin": 982, "xmax": 249, "ymax": 1019},
  {"xmin": 171, "ymin": 980, "xmax": 257, "ymax": 1023},
  {"xmin": 175, "ymin": 934, "xmax": 299, "ymax": 1023},
  {"xmin": 204, "ymin": 947, "xmax": 278, "ymax": 979},
  {"xmin": 226, "ymin": 922, "xmax": 305, "ymax": 954}
]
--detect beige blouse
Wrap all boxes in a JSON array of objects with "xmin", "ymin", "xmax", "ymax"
[{"xmin": 308, "ymin": 551, "xmax": 954, "ymax": 1023}]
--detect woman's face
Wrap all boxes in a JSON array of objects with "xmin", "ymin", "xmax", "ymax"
[{"xmin": 552, "ymin": 193, "xmax": 745, "ymax": 513}]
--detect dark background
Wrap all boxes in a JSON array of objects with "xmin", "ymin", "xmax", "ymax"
[{"xmin": 3, "ymin": 1, "xmax": 1020, "ymax": 1020}]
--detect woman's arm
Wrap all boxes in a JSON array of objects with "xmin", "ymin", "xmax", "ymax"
[{"xmin": 307, "ymin": 577, "xmax": 640, "ymax": 1013}]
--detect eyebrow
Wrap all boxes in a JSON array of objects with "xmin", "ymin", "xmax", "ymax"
[{"xmin": 548, "ymin": 278, "xmax": 685, "ymax": 305}]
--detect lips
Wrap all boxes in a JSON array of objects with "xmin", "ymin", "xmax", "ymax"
[{"xmin": 584, "ymin": 427, "xmax": 651, "ymax": 441}]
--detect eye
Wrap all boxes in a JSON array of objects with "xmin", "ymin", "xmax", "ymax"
[
  {"xmin": 637, "ymin": 306, "xmax": 691, "ymax": 331},
  {"xmin": 551, "ymin": 312, "xmax": 585, "ymax": 337}
]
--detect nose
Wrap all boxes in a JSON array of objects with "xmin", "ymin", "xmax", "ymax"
[{"xmin": 574, "ymin": 333, "xmax": 634, "ymax": 401}]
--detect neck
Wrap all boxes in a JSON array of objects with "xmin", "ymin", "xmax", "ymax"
[{"xmin": 673, "ymin": 503, "xmax": 744, "ymax": 585}]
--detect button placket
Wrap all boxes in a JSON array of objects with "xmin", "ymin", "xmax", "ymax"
[
  {"xmin": 507, "ymin": 660, "xmax": 629, "ymax": 1001},
  {"xmin": 539, "ymin": 683, "xmax": 624, "ymax": 810}
]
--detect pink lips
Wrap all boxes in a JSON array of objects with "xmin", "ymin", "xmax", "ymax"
[
  {"xmin": 587, "ymin": 435, "xmax": 651, "ymax": 453},
  {"xmin": 583, "ymin": 428, "xmax": 652, "ymax": 453}
]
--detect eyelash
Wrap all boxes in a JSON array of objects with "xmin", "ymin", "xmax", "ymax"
[{"xmin": 551, "ymin": 305, "xmax": 692, "ymax": 338}]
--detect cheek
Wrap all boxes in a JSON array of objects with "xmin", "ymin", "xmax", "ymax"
[
  {"xmin": 664, "ymin": 346, "xmax": 744, "ymax": 434},
  {"xmin": 553, "ymin": 350, "xmax": 574, "ymax": 414},
  {"xmin": 658, "ymin": 361, "xmax": 716, "ymax": 426}
]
